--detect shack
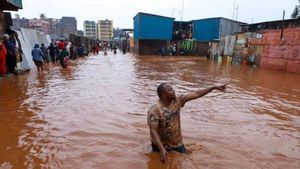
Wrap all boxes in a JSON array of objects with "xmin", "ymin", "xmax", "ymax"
[
  {"xmin": 242, "ymin": 18, "xmax": 300, "ymax": 73},
  {"xmin": 193, "ymin": 17, "xmax": 244, "ymax": 42},
  {"xmin": 134, "ymin": 12, "xmax": 174, "ymax": 55}
]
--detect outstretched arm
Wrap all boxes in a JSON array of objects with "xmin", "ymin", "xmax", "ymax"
[
  {"xmin": 182, "ymin": 84, "xmax": 227, "ymax": 103},
  {"xmin": 150, "ymin": 121, "xmax": 168, "ymax": 163}
]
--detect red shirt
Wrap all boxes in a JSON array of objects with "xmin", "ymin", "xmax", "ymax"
[{"xmin": 58, "ymin": 42, "xmax": 65, "ymax": 50}]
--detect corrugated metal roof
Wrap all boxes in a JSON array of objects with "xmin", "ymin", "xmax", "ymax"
[
  {"xmin": 193, "ymin": 17, "xmax": 246, "ymax": 24},
  {"xmin": 244, "ymin": 18, "xmax": 299, "ymax": 26},
  {"xmin": 133, "ymin": 12, "xmax": 175, "ymax": 20}
]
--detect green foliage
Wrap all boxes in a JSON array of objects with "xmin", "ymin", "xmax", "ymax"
[{"xmin": 291, "ymin": 0, "xmax": 300, "ymax": 18}]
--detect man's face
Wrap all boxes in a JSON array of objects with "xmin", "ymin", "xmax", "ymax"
[{"xmin": 162, "ymin": 84, "xmax": 176, "ymax": 100}]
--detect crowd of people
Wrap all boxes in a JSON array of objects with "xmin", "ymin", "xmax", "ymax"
[
  {"xmin": 30, "ymin": 40, "xmax": 120, "ymax": 72},
  {"xmin": 0, "ymin": 32, "xmax": 124, "ymax": 76},
  {"xmin": 159, "ymin": 43, "xmax": 177, "ymax": 56},
  {"xmin": 0, "ymin": 32, "xmax": 91, "ymax": 76},
  {"xmin": 92, "ymin": 42, "xmax": 118, "ymax": 55},
  {"xmin": 31, "ymin": 40, "xmax": 89, "ymax": 71},
  {"xmin": 0, "ymin": 31, "xmax": 24, "ymax": 76}
]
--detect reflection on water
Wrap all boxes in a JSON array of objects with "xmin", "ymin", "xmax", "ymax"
[{"xmin": 0, "ymin": 53, "xmax": 299, "ymax": 169}]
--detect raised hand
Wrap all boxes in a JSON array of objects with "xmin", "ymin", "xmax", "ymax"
[{"xmin": 215, "ymin": 84, "xmax": 227, "ymax": 92}]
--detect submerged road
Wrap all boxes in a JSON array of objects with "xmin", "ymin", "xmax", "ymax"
[{"xmin": 0, "ymin": 52, "xmax": 299, "ymax": 169}]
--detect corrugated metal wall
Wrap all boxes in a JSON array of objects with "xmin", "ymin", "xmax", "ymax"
[
  {"xmin": 13, "ymin": 28, "xmax": 52, "ymax": 70},
  {"xmin": 219, "ymin": 18, "xmax": 242, "ymax": 37},
  {"xmin": 133, "ymin": 15, "xmax": 140, "ymax": 40},
  {"xmin": 193, "ymin": 18, "xmax": 220, "ymax": 41},
  {"xmin": 193, "ymin": 18, "xmax": 243, "ymax": 42},
  {"xmin": 134, "ymin": 13, "xmax": 174, "ymax": 40}
]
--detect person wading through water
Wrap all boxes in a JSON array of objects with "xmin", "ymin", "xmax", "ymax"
[{"xmin": 147, "ymin": 83, "xmax": 227, "ymax": 163}]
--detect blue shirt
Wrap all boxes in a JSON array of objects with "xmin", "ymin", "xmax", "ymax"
[{"xmin": 31, "ymin": 48, "xmax": 44, "ymax": 61}]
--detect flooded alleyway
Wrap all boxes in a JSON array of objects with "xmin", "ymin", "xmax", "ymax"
[{"xmin": 0, "ymin": 52, "xmax": 299, "ymax": 169}]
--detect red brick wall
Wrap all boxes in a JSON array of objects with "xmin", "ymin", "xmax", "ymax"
[{"xmin": 259, "ymin": 28, "xmax": 300, "ymax": 73}]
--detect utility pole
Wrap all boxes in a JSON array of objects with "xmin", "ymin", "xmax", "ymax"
[
  {"xmin": 171, "ymin": 8, "xmax": 175, "ymax": 18},
  {"xmin": 179, "ymin": 11, "xmax": 182, "ymax": 31},
  {"xmin": 181, "ymin": 0, "xmax": 184, "ymax": 21},
  {"xmin": 235, "ymin": 5, "xmax": 239, "ymax": 21},
  {"xmin": 232, "ymin": 0, "xmax": 236, "ymax": 20}
]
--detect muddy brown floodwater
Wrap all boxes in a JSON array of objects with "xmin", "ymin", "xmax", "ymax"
[{"xmin": 0, "ymin": 52, "xmax": 299, "ymax": 169}]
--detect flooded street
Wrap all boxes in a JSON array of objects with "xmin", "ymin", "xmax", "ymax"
[{"xmin": 0, "ymin": 52, "xmax": 299, "ymax": 169}]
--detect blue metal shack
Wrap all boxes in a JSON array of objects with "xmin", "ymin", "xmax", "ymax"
[
  {"xmin": 193, "ymin": 17, "xmax": 244, "ymax": 41},
  {"xmin": 134, "ymin": 12, "xmax": 174, "ymax": 40}
]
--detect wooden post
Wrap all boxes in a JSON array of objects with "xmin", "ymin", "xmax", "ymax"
[{"xmin": 280, "ymin": 10, "xmax": 285, "ymax": 40}]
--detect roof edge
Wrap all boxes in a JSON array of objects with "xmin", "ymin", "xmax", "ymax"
[{"xmin": 134, "ymin": 12, "xmax": 175, "ymax": 20}]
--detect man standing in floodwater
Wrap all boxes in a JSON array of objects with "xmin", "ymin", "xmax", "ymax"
[{"xmin": 148, "ymin": 83, "xmax": 227, "ymax": 163}]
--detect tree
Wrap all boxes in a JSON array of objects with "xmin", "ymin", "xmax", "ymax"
[{"xmin": 291, "ymin": 0, "xmax": 300, "ymax": 18}]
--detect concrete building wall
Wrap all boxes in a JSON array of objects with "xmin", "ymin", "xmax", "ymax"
[
  {"xmin": 60, "ymin": 17, "xmax": 77, "ymax": 39},
  {"xmin": 29, "ymin": 18, "xmax": 50, "ymax": 34},
  {"xmin": 97, "ymin": 19, "xmax": 113, "ymax": 41},
  {"xmin": 48, "ymin": 18, "xmax": 59, "ymax": 35},
  {"xmin": 84, "ymin": 21, "xmax": 97, "ymax": 39}
]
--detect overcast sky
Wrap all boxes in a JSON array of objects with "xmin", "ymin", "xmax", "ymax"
[{"xmin": 11, "ymin": 0, "xmax": 297, "ymax": 30}]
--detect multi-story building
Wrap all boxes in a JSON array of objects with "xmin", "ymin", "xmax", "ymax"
[
  {"xmin": 29, "ymin": 18, "xmax": 50, "ymax": 34},
  {"xmin": 11, "ymin": 14, "xmax": 78, "ymax": 39},
  {"xmin": 12, "ymin": 15, "xmax": 31, "ymax": 30},
  {"xmin": 77, "ymin": 30, "xmax": 84, "ymax": 36},
  {"xmin": 19, "ymin": 17, "xmax": 30, "ymax": 28},
  {"xmin": 60, "ymin": 17, "xmax": 77, "ymax": 38},
  {"xmin": 84, "ymin": 20, "xmax": 97, "ymax": 39},
  {"xmin": 47, "ymin": 18, "xmax": 59, "ymax": 35},
  {"xmin": 39, "ymin": 14, "xmax": 59, "ymax": 35},
  {"xmin": 97, "ymin": 19, "xmax": 113, "ymax": 41}
]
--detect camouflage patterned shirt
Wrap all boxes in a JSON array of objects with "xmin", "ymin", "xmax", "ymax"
[{"xmin": 147, "ymin": 95, "xmax": 185, "ymax": 149}]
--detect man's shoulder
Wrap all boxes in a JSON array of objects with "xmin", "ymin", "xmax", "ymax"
[
  {"xmin": 176, "ymin": 94, "xmax": 184, "ymax": 100},
  {"xmin": 175, "ymin": 94, "xmax": 186, "ymax": 108},
  {"xmin": 148, "ymin": 104, "xmax": 159, "ymax": 114},
  {"xmin": 147, "ymin": 103, "xmax": 160, "ymax": 125}
]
